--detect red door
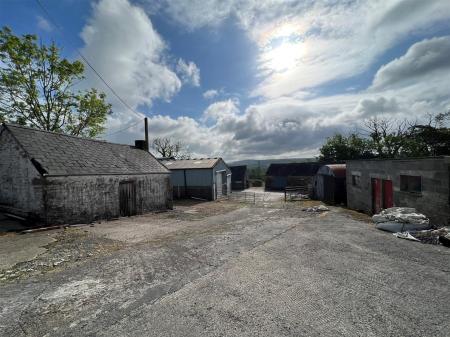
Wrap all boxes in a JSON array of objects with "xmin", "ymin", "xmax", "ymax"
[
  {"xmin": 371, "ymin": 178, "xmax": 382, "ymax": 214},
  {"xmin": 382, "ymin": 179, "xmax": 393, "ymax": 209}
]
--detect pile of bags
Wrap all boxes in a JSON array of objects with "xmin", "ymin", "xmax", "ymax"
[
  {"xmin": 372, "ymin": 207, "xmax": 430, "ymax": 232},
  {"xmin": 373, "ymin": 207, "xmax": 450, "ymax": 247}
]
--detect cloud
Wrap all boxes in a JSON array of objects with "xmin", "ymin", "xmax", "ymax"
[
  {"xmin": 371, "ymin": 36, "xmax": 450, "ymax": 89},
  {"xmin": 203, "ymin": 89, "xmax": 219, "ymax": 99},
  {"xmin": 151, "ymin": 0, "xmax": 450, "ymax": 99},
  {"xmin": 99, "ymin": 1, "xmax": 450, "ymax": 160},
  {"xmin": 80, "ymin": 0, "xmax": 182, "ymax": 110},
  {"xmin": 353, "ymin": 97, "xmax": 400, "ymax": 118},
  {"xmin": 37, "ymin": 16, "xmax": 52, "ymax": 32},
  {"xmin": 176, "ymin": 59, "xmax": 200, "ymax": 86}
]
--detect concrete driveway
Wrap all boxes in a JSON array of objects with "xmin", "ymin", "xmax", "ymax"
[{"xmin": 0, "ymin": 201, "xmax": 449, "ymax": 337}]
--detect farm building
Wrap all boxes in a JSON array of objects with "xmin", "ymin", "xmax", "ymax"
[
  {"xmin": 313, "ymin": 164, "xmax": 347, "ymax": 205},
  {"xmin": 265, "ymin": 162, "xmax": 322, "ymax": 192},
  {"xmin": 230, "ymin": 165, "xmax": 249, "ymax": 190},
  {"xmin": 347, "ymin": 157, "xmax": 450, "ymax": 226},
  {"xmin": 0, "ymin": 123, "xmax": 172, "ymax": 225},
  {"xmin": 161, "ymin": 158, "xmax": 231, "ymax": 200}
]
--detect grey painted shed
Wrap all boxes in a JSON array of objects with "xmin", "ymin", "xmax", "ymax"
[
  {"xmin": 0, "ymin": 123, "xmax": 172, "ymax": 225},
  {"xmin": 161, "ymin": 158, "xmax": 231, "ymax": 200},
  {"xmin": 313, "ymin": 164, "xmax": 347, "ymax": 205}
]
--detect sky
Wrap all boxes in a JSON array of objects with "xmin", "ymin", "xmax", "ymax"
[{"xmin": 1, "ymin": 0, "xmax": 450, "ymax": 160}]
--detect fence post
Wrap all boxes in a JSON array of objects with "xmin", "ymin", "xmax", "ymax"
[
  {"xmin": 284, "ymin": 189, "xmax": 287, "ymax": 202},
  {"xmin": 254, "ymin": 192, "xmax": 256, "ymax": 204}
]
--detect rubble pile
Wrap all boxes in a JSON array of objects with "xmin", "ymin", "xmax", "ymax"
[{"xmin": 302, "ymin": 205, "xmax": 329, "ymax": 213}]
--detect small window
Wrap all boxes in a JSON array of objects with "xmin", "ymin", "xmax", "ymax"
[
  {"xmin": 400, "ymin": 175, "xmax": 422, "ymax": 193},
  {"xmin": 352, "ymin": 175, "xmax": 361, "ymax": 187}
]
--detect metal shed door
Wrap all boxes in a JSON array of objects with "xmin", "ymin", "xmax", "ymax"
[
  {"xmin": 382, "ymin": 179, "xmax": 393, "ymax": 209},
  {"xmin": 371, "ymin": 178, "xmax": 382, "ymax": 214},
  {"xmin": 119, "ymin": 181, "xmax": 136, "ymax": 217},
  {"xmin": 216, "ymin": 172, "xmax": 223, "ymax": 198}
]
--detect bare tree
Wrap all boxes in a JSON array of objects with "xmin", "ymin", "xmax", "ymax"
[
  {"xmin": 151, "ymin": 137, "xmax": 191, "ymax": 159},
  {"xmin": 363, "ymin": 117, "xmax": 409, "ymax": 157}
]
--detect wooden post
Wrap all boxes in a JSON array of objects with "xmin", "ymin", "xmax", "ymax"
[{"xmin": 144, "ymin": 117, "xmax": 149, "ymax": 151}]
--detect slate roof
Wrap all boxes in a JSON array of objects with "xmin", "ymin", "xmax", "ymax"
[
  {"xmin": 1, "ymin": 123, "xmax": 169, "ymax": 176},
  {"xmin": 160, "ymin": 158, "xmax": 220, "ymax": 170},
  {"xmin": 230, "ymin": 165, "xmax": 247, "ymax": 181},
  {"xmin": 266, "ymin": 162, "xmax": 322, "ymax": 177}
]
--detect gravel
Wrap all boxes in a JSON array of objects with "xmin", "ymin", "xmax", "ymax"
[{"xmin": 0, "ymin": 202, "xmax": 449, "ymax": 337}]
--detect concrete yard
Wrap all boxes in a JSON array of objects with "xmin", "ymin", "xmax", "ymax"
[{"xmin": 0, "ymin": 199, "xmax": 449, "ymax": 337}]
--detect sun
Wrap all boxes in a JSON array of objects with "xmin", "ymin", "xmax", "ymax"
[
  {"xmin": 264, "ymin": 41, "xmax": 303, "ymax": 72},
  {"xmin": 260, "ymin": 22, "xmax": 304, "ymax": 73}
]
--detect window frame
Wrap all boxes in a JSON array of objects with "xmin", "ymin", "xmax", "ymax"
[
  {"xmin": 352, "ymin": 174, "xmax": 361, "ymax": 187},
  {"xmin": 399, "ymin": 175, "xmax": 422, "ymax": 194}
]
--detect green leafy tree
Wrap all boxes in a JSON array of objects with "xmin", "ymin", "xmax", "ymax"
[
  {"xmin": 319, "ymin": 112, "xmax": 450, "ymax": 161},
  {"xmin": 0, "ymin": 27, "xmax": 111, "ymax": 137},
  {"xmin": 319, "ymin": 133, "xmax": 374, "ymax": 162}
]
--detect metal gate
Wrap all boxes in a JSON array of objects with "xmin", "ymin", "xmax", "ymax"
[{"xmin": 119, "ymin": 181, "xmax": 136, "ymax": 217}]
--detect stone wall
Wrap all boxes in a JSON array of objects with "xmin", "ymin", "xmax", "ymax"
[
  {"xmin": 44, "ymin": 174, "xmax": 172, "ymax": 225},
  {"xmin": 1, "ymin": 127, "xmax": 172, "ymax": 225},
  {"xmin": 0, "ymin": 129, "xmax": 44, "ymax": 219},
  {"xmin": 347, "ymin": 157, "xmax": 450, "ymax": 226}
]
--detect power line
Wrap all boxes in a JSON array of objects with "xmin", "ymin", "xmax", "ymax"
[
  {"xmin": 103, "ymin": 120, "xmax": 142, "ymax": 137},
  {"xmin": 35, "ymin": 0, "xmax": 144, "ymax": 124}
]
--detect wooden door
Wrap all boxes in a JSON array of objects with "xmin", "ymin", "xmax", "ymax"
[
  {"xmin": 382, "ymin": 179, "xmax": 393, "ymax": 209},
  {"xmin": 371, "ymin": 178, "xmax": 382, "ymax": 214},
  {"xmin": 119, "ymin": 181, "xmax": 136, "ymax": 217}
]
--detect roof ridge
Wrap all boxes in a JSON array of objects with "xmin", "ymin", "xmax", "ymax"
[{"xmin": 3, "ymin": 123, "xmax": 138, "ymax": 149}]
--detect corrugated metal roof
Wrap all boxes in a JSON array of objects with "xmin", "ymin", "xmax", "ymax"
[
  {"xmin": 318, "ymin": 164, "xmax": 346, "ymax": 178},
  {"xmin": 266, "ymin": 162, "xmax": 322, "ymax": 176},
  {"xmin": 161, "ymin": 158, "xmax": 220, "ymax": 170},
  {"xmin": 2, "ymin": 123, "xmax": 169, "ymax": 176}
]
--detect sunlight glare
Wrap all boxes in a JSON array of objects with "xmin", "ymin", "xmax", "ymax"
[{"xmin": 264, "ymin": 41, "xmax": 303, "ymax": 72}]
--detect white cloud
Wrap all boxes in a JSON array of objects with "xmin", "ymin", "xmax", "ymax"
[
  {"xmin": 80, "ymin": 0, "xmax": 182, "ymax": 110},
  {"xmin": 203, "ymin": 89, "xmax": 219, "ymax": 99},
  {"xmin": 37, "ymin": 16, "xmax": 52, "ymax": 32},
  {"xmin": 99, "ymin": 1, "xmax": 450, "ymax": 160},
  {"xmin": 371, "ymin": 36, "xmax": 450, "ymax": 90},
  {"xmin": 151, "ymin": 0, "xmax": 450, "ymax": 99},
  {"xmin": 176, "ymin": 59, "xmax": 200, "ymax": 86}
]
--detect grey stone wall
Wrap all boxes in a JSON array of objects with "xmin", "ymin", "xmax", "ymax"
[
  {"xmin": 0, "ymin": 129, "xmax": 44, "ymax": 219},
  {"xmin": 1, "ymin": 128, "xmax": 172, "ymax": 225},
  {"xmin": 44, "ymin": 174, "xmax": 172, "ymax": 225},
  {"xmin": 347, "ymin": 157, "xmax": 450, "ymax": 225}
]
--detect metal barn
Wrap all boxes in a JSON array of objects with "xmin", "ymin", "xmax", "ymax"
[
  {"xmin": 265, "ymin": 162, "xmax": 322, "ymax": 192},
  {"xmin": 230, "ymin": 165, "xmax": 249, "ymax": 190},
  {"xmin": 313, "ymin": 164, "xmax": 347, "ymax": 204},
  {"xmin": 0, "ymin": 123, "xmax": 172, "ymax": 225},
  {"xmin": 161, "ymin": 158, "xmax": 231, "ymax": 200}
]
